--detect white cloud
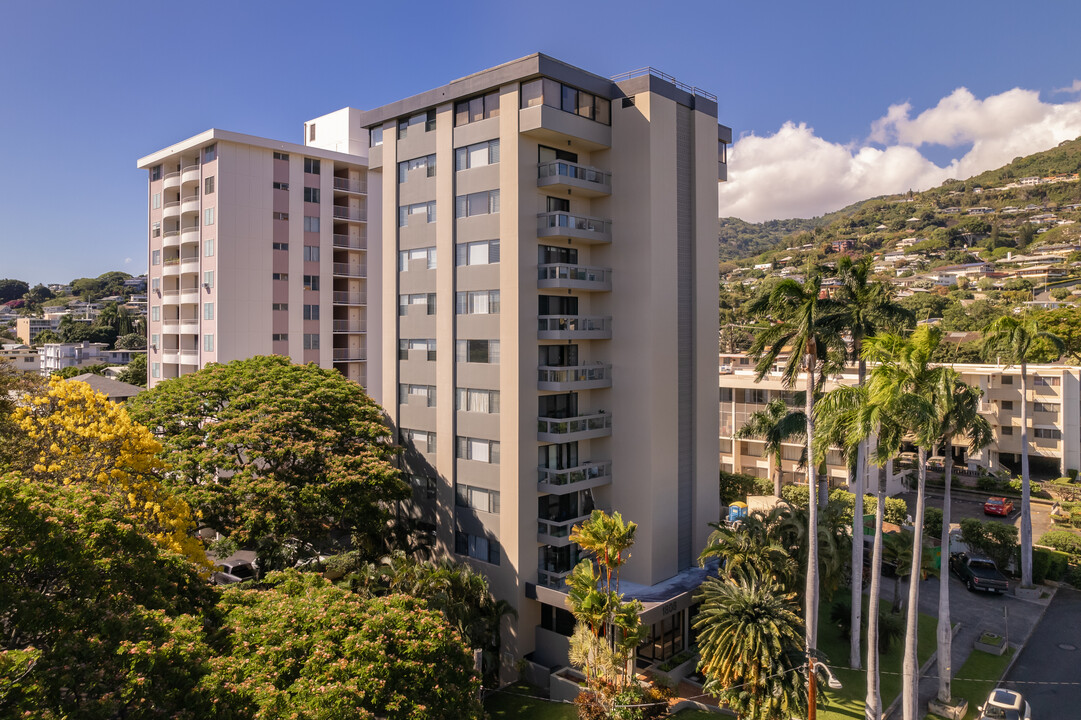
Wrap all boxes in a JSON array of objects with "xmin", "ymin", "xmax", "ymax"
[
  {"xmin": 1055, "ymin": 79, "xmax": 1081, "ymax": 95},
  {"xmin": 719, "ymin": 86, "xmax": 1081, "ymax": 222},
  {"xmin": 124, "ymin": 257, "xmax": 133, "ymax": 264}
]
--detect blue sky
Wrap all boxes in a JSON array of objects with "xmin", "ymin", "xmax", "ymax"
[{"xmin": 3, "ymin": 0, "xmax": 1081, "ymax": 285}]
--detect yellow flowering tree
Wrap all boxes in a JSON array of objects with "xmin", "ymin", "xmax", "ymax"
[{"xmin": 11, "ymin": 376, "xmax": 209, "ymax": 570}]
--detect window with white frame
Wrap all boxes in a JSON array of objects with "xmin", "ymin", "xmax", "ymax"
[
  {"xmin": 151, "ymin": 306, "xmax": 160, "ymax": 322},
  {"xmin": 399, "ymin": 383, "xmax": 436, "ymax": 407},
  {"xmin": 303, "ymin": 216, "xmax": 320, "ymax": 233},
  {"xmin": 152, "ymin": 193, "xmax": 161, "ymax": 209},
  {"xmin": 399, "ymin": 246, "xmax": 436, "ymax": 271},
  {"xmin": 400, "ymin": 428, "xmax": 436, "ymax": 453},
  {"xmin": 203, "ymin": 334, "xmax": 214, "ymax": 352},
  {"xmin": 456, "ymin": 388, "xmax": 499, "ymax": 414},
  {"xmin": 152, "ymin": 250, "xmax": 161, "ymax": 265},
  {"xmin": 456, "ymin": 484, "xmax": 500, "ymax": 514},
  {"xmin": 204, "ymin": 208, "xmax": 215, "ymax": 226},
  {"xmin": 204, "ymin": 239, "xmax": 214, "ymax": 257},
  {"xmin": 203, "ymin": 271, "xmax": 214, "ymax": 288},
  {"xmin": 456, "ymin": 339, "xmax": 499, "ymax": 363},
  {"xmin": 455, "ymin": 140, "xmax": 500, "ymax": 171},
  {"xmin": 398, "ymin": 154, "xmax": 436, "ymax": 183},
  {"xmin": 455, "ymin": 239, "xmax": 500, "ymax": 266},
  {"xmin": 399, "ymin": 293, "xmax": 436, "ymax": 316},
  {"xmin": 455, "ymin": 290, "xmax": 499, "ymax": 315},
  {"xmin": 370, "ymin": 127, "xmax": 383, "ymax": 147},
  {"xmin": 152, "ymin": 362, "xmax": 160, "ymax": 378},
  {"xmin": 399, "ymin": 201, "xmax": 437, "ymax": 226},
  {"xmin": 1034, "ymin": 428, "xmax": 1062, "ymax": 439},
  {"xmin": 303, "ymin": 333, "xmax": 319, "ymax": 350},
  {"xmin": 303, "ymin": 246, "xmax": 320, "ymax": 262},
  {"xmin": 454, "ymin": 531, "xmax": 500, "ymax": 565},
  {"xmin": 455, "ymin": 190, "xmax": 499, "ymax": 218},
  {"xmin": 399, "ymin": 338, "xmax": 436, "ymax": 361},
  {"xmin": 203, "ymin": 303, "xmax": 213, "ymax": 320}
]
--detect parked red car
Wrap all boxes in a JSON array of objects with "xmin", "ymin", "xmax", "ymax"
[{"xmin": 983, "ymin": 497, "xmax": 1014, "ymax": 516}]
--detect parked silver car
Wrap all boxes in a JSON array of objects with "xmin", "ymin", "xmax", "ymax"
[{"xmin": 977, "ymin": 688, "xmax": 1031, "ymax": 720}]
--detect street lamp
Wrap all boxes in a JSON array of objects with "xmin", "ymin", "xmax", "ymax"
[{"xmin": 806, "ymin": 653, "xmax": 842, "ymax": 720}]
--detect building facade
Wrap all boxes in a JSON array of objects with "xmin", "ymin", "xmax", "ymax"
[
  {"xmin": 358, "ymin": 55, "xmax": 728, "ymax": 670},
  {"xmin": 137, "ymin": 129, "xmax": 369, "ymax": 388},
  {"xmin": 719, "ymin": 355, "xmax": 1081, "ymax": 487}
]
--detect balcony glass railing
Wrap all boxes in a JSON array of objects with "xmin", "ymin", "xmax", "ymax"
[
  {"xmin": 537, "ymin": 364, "xmax": 611, "ymax": 385},
  {"xmin": 333, "ymin": 291, "xmax": 367, "ymax": 305},
  {"xmin": 333, "ymin": 320, "xmax": 367, "ymax": 333},
  {"xmin": 537, "ymin": 412, "xmax": 612, "ymax": 436},
  {"xmin": 537, "ymin": 160, "xmax": 611, "ymax": 188},
  {"xmin": 333, "ymin": 263, "xmax": 367, "ymax": 277},
  {"xmin": 537, "ymin": 264, "xmax": 611, "ymax": 285},
  {"xmin": 333, "ymin": 348, "xmax": 367, "ymax": 361},
  {"xmin": 538, "ymin": 461, "xmax": 612, "ymax": 489},
  {"xmin": 332, "ymin": 206, "xmax": 367, "ymax": 222},
  {"xmin": 332, "ymin": 233, "xmax": 366, "ymax": 249},
  {"xmin": 537, "ymin": 212, "xmax": 610, "ymax": 237},
  {"xmin": 333, "ymin": 177, "xmax": 367, "ymax": 193},
  {"xmin": 538, "ymin": 315, "xmax": 611, "ymax": 334}
]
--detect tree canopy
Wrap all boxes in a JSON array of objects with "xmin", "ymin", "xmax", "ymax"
[{"xmin": 126, "ymin": 356, "xmax": 407, "ymax": 567}]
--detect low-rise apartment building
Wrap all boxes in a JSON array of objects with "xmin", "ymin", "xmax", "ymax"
[
  {"xmin": 720, "ymin": 355, "xmax": 1081, "ymax": 490},
  {"xmin": 39, "ymin": 343, "xmax": 143, "ymax": 375}
]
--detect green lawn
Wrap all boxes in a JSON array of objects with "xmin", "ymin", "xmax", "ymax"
[
  {"xmin": 484, "ymin": 682, "xmax": 578, "ymax": 720},
  {"xmin": 926, "ymin": 647, "xmax": 1015, "ymax": 720},
  {"xmin": 814, "ymin": 595, "xmax": 939, "ymax": 720}
]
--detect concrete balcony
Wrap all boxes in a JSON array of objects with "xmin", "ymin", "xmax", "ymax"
[
  {"xmin": 162, "ymin": 350, "xmax": 181, "ymax": 364},
  {"xmin": 333, "ymin": 319, "xmax": 367, "ymax": 333},
  {"xmin": 162, "ymin": 201, "xmax": 181, "ymax": 220},
  {"xmin": 179, "ymin": 320, "xmax": 200, "ymax": 335},
  {"xmin": 538, "ymin": 513, "xmax": 593, "ymax": 546},
  {"xmin": 333, "ymin": 262, "xmax": 367, "ymax": 278},
  {"xmin": 538, "ymin": 315, "xmax": 611, "ymax": 340},
  {"xmin": 538, "ymin": 363, "xmax": 612, "ymax": 391},
  {"xmin": 537, "ymin": 160, "xmax": 611, "ymax": 197},
  {"xmin": 162, "ymin": 172, "xmax": 181, "ymax": 190},
  {"xmin": 333, "ymin": 291, "xmax": 367, "ymax": 306},
  {"xmin": 161, "ymin": 289, "xmax": 180, "ymax": 305},
  {"xmin": 333, "ymin": 348, "xmax": 367, "ymax": 362},
  {"xmin": 162, "ymin": 230, "xmax": 181, "ymax": 249},
  {"xmin": 537, "ymin": 264, "xmax": 611, "ymax": 292},
  {"xmin": 180, "ymin": 257, "xmax": 200, "ymax": 275},
  {"xmin": 180, "ymin": 226, "xmax": 200, "ymax": 245},
  {"xmin": 333, "ymin": 177, "xmax": 367, "ymax": 194},
  {"xmin": 537, "ymin": 567, "xmax": 572, "ymax": 590},
  {"xmin": 537, "ymin": 412, "xmax": 612, "ymax": 442},
  {"xmin": 181, "ymin": 164, "xmax": 201, "ymax": 185},
  {"xmin": 161, "ymin": 259, "xmax": 182, "ymax": 277},
  {"xmin": 332, "ymin": 233, "xmax": 366, "ymax": 250},
  {"xmin": 180, "ymin": 287, "xmax": 202, "ymax": 304},
  {"xmin": 161, "ymin": 320, "xmax": 180, "ymax": 334},
  {"xmin": 519, "ymin": 104, "xmax": 611, "ymax": 151},
  {"xmin": 332, "ymin": 205, "xmax": 366, "ymax": 222},
  {"xmin": 537, "ymin": 461, "xmax": 612, "ymax": 495},
  {"xmin": 181, "ymin": 195, "xmax": 200, "ymax": 215},
  {"xmin": 179, "ymin": 350, "xmax": 199, "ymax": 365},
  {"xmin": 537, "ymin": 212, "xmax": 611, "ymax": 244}
]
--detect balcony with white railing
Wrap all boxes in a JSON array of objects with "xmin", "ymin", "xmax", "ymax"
[
  {"xmin": 538, "ymin": 315, "xmax": 611, "ymax": 340},
  {"xmin": 538, "ymin": 363, "xmax": 612, "ymax": 391},
  {"xmin": 333, "ymin": 291, "xmax": 367, "ymax": 306},
  {"xmin": 162, "ymin": 171, "xmax": 182, "ymax": 190},
  {"xmin": 333, "ymin": 348, "xmax": 367, "ymax": 362},
  {"xmin": 161, "ymin": 320, "xmax": 180, "ymax": 334},
  {"xmin": 180, "ymin": 256, "xmax": 200, "ymax": 274},
  {"xmin": 179, "ymin": 349, "xmax": 200, "ymax": 365},
  {"xmin": 162, "ymin": 350, "xmax": 181, "ymax": 365},
  {"xmin": 180, "ymin": 286, "xmax": 202, "ymax": 304},
  {"xmin": 332, "ymin": 233, "xmax": 366, "ymax": 250},
  {"xmin": 162, "ymin": 229, "xmax": 181, "ymax": 248},
  {"xmin": 179, "ymin": 319, "xmax": 200, "ymax": 335},
  {"xmin": 333, "ymin": 319, "xmax": 367, "ymax": 333},
  {"xmin": 538, "ymin": 513, "xmax": 593, "ymax": 546},
  {"xmin": 162, "ymin": 200, "xmax": 181, "ymax": 220},
  {"xmin": 181, "ymin": 164, "xmax": 201, "ymax": 184},
  {"xmin": 332, "ymin": 205, "xmax": 366, "ymax": 222},
  {"xmin": 537, "ymin": 461, "xmax": 612, "ymax": 495},
  {"xmin": 537, "ymin": 264, "xmax": 612, "ymax": 292},
  {"xmin": 181, "ymin": 195, "xmax": 200, "ymax": 214},
  {"xmin": 537, "ymin": 212, "xmax": 611, "ymax": 244},
  {"xmin": 162, "ymin": 258, "xmax": 182, "ymax": 277},
  {"xmin": 537, "ymin": 161, "xmax": 611, "ymax": 197},
  {"xmin": 537, "ymin": 412, "xmax": 612, "ymax": 442},
  {"xmin": 181, "ymin": 225, "xmax": 200, "ymax": 244},
  {"xmin": 333, "ymin": 262, "xmax": 367, "ymax": 278},
  {"xmin": 333, "ymin": 177, "xmax": 367, "ymax": 194}
]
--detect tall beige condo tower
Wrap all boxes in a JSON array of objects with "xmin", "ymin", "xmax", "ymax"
[
  {"xmin": 360, "ymin": 55, "xmax": 730, "ymax": 669},
  {"xmin": 137, "ymin": 125, "xmax": 369, "ymax": 388}
]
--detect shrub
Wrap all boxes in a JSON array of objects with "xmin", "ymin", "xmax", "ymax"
[
  {"xmin": 924, "ymin": 507, "xmax": 943, "ymax": 539},
  {"xmin": 1065, "ymin": 565, "xmax": 1081, "ymax": 590},
  {"xmin": 1032, "ymin": 547, "xmax": 1051, "ymax": 584},
  {"xmin": 781, "ymin": 484, "xmax": 810, "ymax": 508},
  {"xmin": 1039, "ymin": 530, "xmax": 1081, "ymax": 557},
  {"xmin": 1052, "ymin": 477, "xmax": 1074, "ymax": 486},
  {"xmin": 719, "ymin": 470, "xmax": 773, "ymax": 505},
  {"xmin": 829, "ymin": 598, "xmax": 903, "ymax": 652},
  {"xmin": 977, "ymin": 476, "xmax": 1002, "ymax": 492},
  {"xmin": 960, "ymin": 518, "xmax": 1019, "ymax": 570}
]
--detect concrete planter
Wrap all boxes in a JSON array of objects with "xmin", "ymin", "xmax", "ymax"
[
  {"xmin": 974, "ymin": 632, "xmax": 1007, "ymax": 656},
  {"xmin": 650, "ymin": 654, "xmax": 700, "ymax": 684},
  {"xmin": 928, "ymin": 697, "xmax": 969, "ymax": 720},
  {"xmin": 550, "ymin": 668, "xmax": 587, "ymax": 703}
]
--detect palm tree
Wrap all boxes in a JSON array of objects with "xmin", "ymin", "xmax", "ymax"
[
  {"xmin": 864, "ymin": 326, "xmax": 947, "ymax": 720},
  {"xmin": 982, "ymin": 314, "xmax": 1065, "ymax": 588},
  {"xmin": 832, "ymin": 256, "xmax": 914, "ymax": 670},
  {"xmin": 735, "ymin": 398, "xmax": 806, "ymax": 497},
  {"xmin": 933, "ymin": 375, "xmax": 993, "ymax": 706},
  {"xmin": 866, "ymin": 446, "xmax": 887, "ymax": 720},
  {"xmin": 694, "ymin": 578, "xmax": 808, "ymax": 720},
  {"xmin": 699, "ymin": 523, "xmax": 796, "ymax": 588},
  {"xmin": 747, "ymin": 269, "xmax": 845, "ymax": 652}
]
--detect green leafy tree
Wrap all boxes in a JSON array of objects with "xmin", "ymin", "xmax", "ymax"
[
  {"xmin": 699, "ymin": 524, "xmax": 796, "ymax": 588},
  {"xmin": 127, "ymin": 356, "xmax": 407, "ymax": 567},
  {"xmin": 51, "ymin": 362, "xmax": 112, "ymax": 379},
  {"xmin": 983, "ymin": 315, "xmax": 1065, "ymax": 587},
  {"xmin": 735, "ymin": 398, "xmax": 805, "ymax": 497},
  {"xmin": 115, "ymin": 332, "xmax": 147, "ymax": 349},
  {"xmin": 0, "ymin": 278, "xmax": 29, "ymax": 303},
  {"xmin": 116, "ymin": 353, "xmax": 148, "ymax": 387},
  {"xmin": 747, "ymin": 268, "xmax": 846, "ymax": 653},
  {"xmin": 0, "ymin": 476, "xmax": 223, "ymax": 719},
  {"xmin": 30, "ymin": 328, "xmax": 61, "ymax": 346},
  {"xmin": 695, "ymin": 578, "xmax": 808, "ymax": 720},
  {"xmin": 211, "ymin": 570, "xmax": 482, "ymax": 719}
]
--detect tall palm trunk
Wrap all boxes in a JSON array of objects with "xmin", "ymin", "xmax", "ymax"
[
  {"xmin": 774, "ymin": 449, "xmax": 783, "ymax": 498},
  {"xmin": 805, "ymin": 349, "xmax": 820, "ymax": 651},
  {"xmin": 902, "ymin": 447, "xmax": 928, "ymax": 720},
  {"xmin": 937, "ymin": 441, "xmax": 955, "ymax": 703},
  {"xmin": 851, "ymin": 358, "xmax": 867, "ymax": 670},
  {"xmin": 865, "ymin": 440, "xmax": 884, "ymax": 720},
  {"xmin": 1019, "ymin": 360, "xmax": 1033, "ymax": 587}
]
